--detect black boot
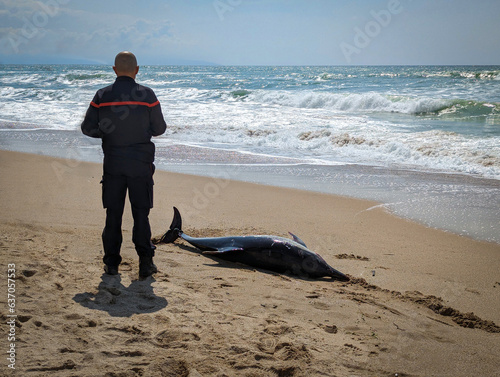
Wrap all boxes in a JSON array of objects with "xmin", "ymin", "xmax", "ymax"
[
  {"xmin": 139, "ymin": 256, "xmax": 157, "ymax": 278},
  {"xmin": 104, "ymin": 265, "xmax": 119, "ymax": 275}
]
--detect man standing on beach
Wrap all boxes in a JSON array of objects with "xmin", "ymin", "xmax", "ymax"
[{"xmin": 81, "ymin": 51, "xmax": 167, "ymax": 278}]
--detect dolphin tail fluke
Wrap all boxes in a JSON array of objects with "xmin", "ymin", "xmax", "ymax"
[{"xmin": 159, "ymin": 207, "xmax": 182, "ymax": 243}]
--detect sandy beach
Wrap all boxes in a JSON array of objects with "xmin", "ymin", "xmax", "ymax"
[{"xmin": 1, "ymin": 149, "xmax": 499, "ymax": 377}]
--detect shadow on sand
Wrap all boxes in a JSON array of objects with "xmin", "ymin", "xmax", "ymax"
[{"xmin": 73, "ymin": 273, "xmax": 168, "ymax": 317}]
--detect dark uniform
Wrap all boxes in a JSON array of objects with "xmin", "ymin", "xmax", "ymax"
[{"xmin": 81, "ymin": 76, "xmax": 167, "ymax": 271}]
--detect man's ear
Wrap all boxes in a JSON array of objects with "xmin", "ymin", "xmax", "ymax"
[
  {"xmin": 135, "ymin": 66, "xmax": 140, "ymax": 75},
  {"xmin": 113, "ymin": 66, "xmax": 118, "ymax": 75}
]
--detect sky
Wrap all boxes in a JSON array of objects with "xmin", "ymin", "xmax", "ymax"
[{"xmin": 0, "ymin": 0, "xmax": 499, "ymax": 66}]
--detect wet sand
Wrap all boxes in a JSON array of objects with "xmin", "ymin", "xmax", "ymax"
[
  {"xmin": 1, "ymin": 127, "xmax": 498, "ymax": 243},
  {"xmin": 1, "ymin": 150, "xmax": 499, "ymax": 376}
]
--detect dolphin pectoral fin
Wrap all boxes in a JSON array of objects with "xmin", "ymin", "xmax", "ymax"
[
  {"xmin": 288, "ymin": 232, "xmax": 307, "ymax": 247},
  {"xmin": 203, "ymin": 247, "xmax": 244, "ymax": 255}
]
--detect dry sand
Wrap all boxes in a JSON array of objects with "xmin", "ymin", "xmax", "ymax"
[{"xmin": 1, "ymin": 149, "xmax": 499, "ymax": 377}]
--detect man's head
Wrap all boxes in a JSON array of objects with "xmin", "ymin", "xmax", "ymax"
[{"xmin": 113, "ymin": 51, "xmax": 139, "ymax": 79}]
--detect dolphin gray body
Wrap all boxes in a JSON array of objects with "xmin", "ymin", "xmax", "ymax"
[{"xmin": 160, "ymin": 207, "xmax": 349, "ymax": 281}]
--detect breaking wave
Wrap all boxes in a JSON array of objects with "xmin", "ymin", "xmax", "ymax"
[{"xmin": 242, "ymin": 90, "xmax": 499, "ymax": 118}]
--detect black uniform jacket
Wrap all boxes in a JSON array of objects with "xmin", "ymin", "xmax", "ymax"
[{"xmin": 81, "ymin": 76, "xmax": 167, "ymax": 177}]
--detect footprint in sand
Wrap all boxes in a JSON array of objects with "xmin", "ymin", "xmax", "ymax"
[
  {"xmin": 311, "ymin": 301, "xmax": 330, "ymax": 310},
  {"xmin": 263, "ymin": 324, "xmax": 293, "ymax": 336},
  {"xmin": 62, "ymin": 313, "xmax": 97, "ymax": 328},
  {"xmin": 257, "ymin": 335, "xmax": 279, "ymax": 354},
  {"xmin": 147, "ymin": 358, "xmax": 189, "ymax": 376},
  {"xmin": 153, "ymin": 329, "xmax": 200, "ymax": 349},
  {"xmin": 257, "ymin": 335, "xmax": 311, "ymax": 363},
  {"xmin": 274, "ymin": 342, "xmax": 311, "ymax": 362},
  {"xmin": 320, "ymin": 324, "xmax": 338, "ymax": 334}
]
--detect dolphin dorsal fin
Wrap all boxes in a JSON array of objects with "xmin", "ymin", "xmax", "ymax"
[{"xmin": 288, "ymin": 232, "xmax": 307, "ymax": 247}]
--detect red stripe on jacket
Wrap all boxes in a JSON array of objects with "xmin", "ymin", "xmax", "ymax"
[{"xmin": 90, "ymin": 100, "xmax": 160, "ymax": 108}]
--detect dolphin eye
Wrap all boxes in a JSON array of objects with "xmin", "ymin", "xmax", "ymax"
[{"xmin": 302, "ymin": 256, "xmax": 319, "ymax": 272}]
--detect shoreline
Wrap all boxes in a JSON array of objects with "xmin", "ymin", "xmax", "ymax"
[
  {"xmin": 0, "ymin": 127, "xmax": 499, "ymax": 244},
  {"xmin": 1, "ymin": 149, "xmax": 499, "ymax": 376},
  {"xmin": 156, "ymin": 160, "xmax": 500, "ymax": 244}
]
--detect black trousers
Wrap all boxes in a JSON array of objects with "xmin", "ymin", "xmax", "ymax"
[{"xmin": 101, "ymin": 174, "xmax": 155, "ymax": 267}]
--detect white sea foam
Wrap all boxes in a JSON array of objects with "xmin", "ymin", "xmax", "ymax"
[
  {"xmin": 1, "ymin": 65, "xmax": 499, "ymax": 180},
  {"xmin": 160, "ymin": 91, "xmax": 500, "ymax": 179}
]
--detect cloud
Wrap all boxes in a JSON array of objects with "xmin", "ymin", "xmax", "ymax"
[
  {"xmin": 0, "ymin": 1, "xmax": 175, "ymax": 61},
  {"xmin": 92, "ymin": 20, "xmax": 172, "ymax": 48},
  {"xmin": 2, "ymin": 0, "xmax": 499, "ymax": 65}
]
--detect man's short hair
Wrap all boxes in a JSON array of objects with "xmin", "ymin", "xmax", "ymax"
[{"xmin": 114, "ymin": 51, "xmax": 138, "ymax": 74}]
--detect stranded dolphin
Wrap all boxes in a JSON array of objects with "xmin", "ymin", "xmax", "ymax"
[{"xmin": 159, "ymin": 207, "xmax": 349, "ymax": 281}]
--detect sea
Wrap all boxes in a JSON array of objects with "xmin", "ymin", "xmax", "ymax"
[{"xmin": 0, "ymin": 65, "xmax": 499, "ymax": 243}]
